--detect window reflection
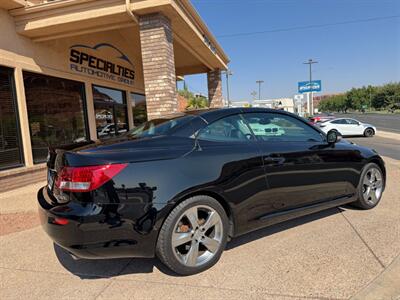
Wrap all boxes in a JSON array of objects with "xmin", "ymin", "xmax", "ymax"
[
  {"xmin": 93, "ymin": 85, "xmax": 127, "ymax": 139},
  {"xmin": 130, "ymin": 93, "xmax": 147, "ymax": 127},
  {"xmin": 23, "ymin": 72, "xmax": 88, "ymax": 163}
]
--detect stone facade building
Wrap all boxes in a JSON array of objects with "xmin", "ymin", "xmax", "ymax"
[{"xmin": 0, "ymin": 0, "xmax": 229, "ymax": 190}]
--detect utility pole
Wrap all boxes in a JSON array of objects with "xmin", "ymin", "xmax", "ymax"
[
  {"xmin": 223, "ymin": 70, "xmax": 233, "ymax": 107},
  {"xmin": 256, "ymin": 80, "xmax": 264, "ymax": 100},
  {"xmin": 303, "ymin": 59, "xmax": 318, "ymax": 115}
]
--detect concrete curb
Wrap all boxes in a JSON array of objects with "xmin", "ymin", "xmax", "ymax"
[
  {"xmin": 351, "ymin": 255, "xmax": 400, "ymax": 300},
  {"xmin": 376, "ymin": 130, "xmax": 400, "ymax": 140}
]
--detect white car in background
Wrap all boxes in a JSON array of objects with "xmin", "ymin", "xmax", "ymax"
[
  {"xmin": 248, "ymin": 122, "xmax": 285, "ymax": 136},
  {"xmin": 318, "ymin": 118, "xmax": 377, "ymax": 137},
  {"xmin": 97, "ymin": 123, "xmax": 128, "ymax": 137}
]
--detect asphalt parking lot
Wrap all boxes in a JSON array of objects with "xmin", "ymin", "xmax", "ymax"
[
  {"xmin": 1, "ymin": 156, "xmax": 399, "ymax": 300},
  {"xmin": 345, "ymin": 135, "xmax": 400, "ymax": 160}
]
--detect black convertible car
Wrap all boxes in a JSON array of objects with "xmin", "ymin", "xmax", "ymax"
[{"xmin": 38, "ymin": 108, "xmax": 385, "ymax": 275}]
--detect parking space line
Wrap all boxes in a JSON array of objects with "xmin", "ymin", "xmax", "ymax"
[
  {"xmin": 339, "ymin": 211, "xmax": 385, "ymax": 269},
  {"xmin": 350, "ymin": 254, "xmax": 400, "ymax": 300},
  {"xmin": 94, "ymin": 258, "xmax": 134, "ymax": 300}
]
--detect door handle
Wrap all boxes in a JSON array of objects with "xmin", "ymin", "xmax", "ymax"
[{"xmin": 264, "ymin": 156, "xmax": 285, "ymax": 164}]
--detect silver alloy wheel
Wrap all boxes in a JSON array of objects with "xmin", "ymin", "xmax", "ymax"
[
  {"xmin": 172, "ymin": 205, "xmax": 223, "ymax": 267},
  {"xmin": 362, "ymin": 167, "xmax": 383, "ymax": 205}
]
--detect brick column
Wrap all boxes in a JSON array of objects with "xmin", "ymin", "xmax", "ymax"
[
  {"xmin": 139, "ymin": 13, "xmax": 178, "ymax": 119},
  {"xmin": 207, "ymin": 69, "xmax": 223, "ymax": 108}
]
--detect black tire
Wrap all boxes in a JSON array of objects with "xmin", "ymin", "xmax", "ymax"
[
  {"xmin": 364, "ymin": 128, "xmax": 375, "ymax": 137},
  {"xmin": 331, "ymin": 129, "xmax": 342, "ymax": 136},
  {"xmin": 352, "ymin": 163, "xmax": 384, "ymax": 209},
  {"xmin": 156, "ymin": 195, "xmax": 229, "ymax": 275}
]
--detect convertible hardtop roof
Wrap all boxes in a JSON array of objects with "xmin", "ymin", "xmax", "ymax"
[{"xmin": 164, "ymin": 107, "xmax": 296, "ymax": 124}]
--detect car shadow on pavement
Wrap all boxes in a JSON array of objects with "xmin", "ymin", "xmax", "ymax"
[
  {"xmin": 54, "ymin": 243, "xmax": 178, "ymax": 279},
  {"xmin": 55, "ymin": 207, "xmax": 345, "ymax": 278},
  {"xmin": 226, "ymin": 207, "xmax": 341, "ymax": 250}
]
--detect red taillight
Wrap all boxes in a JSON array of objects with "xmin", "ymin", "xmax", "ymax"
[
  {"xmin": 53, "ymin": 217, "xmax": 69, "ymax": 225},
  {"xmin": 55, "ymin": 164, "xmax": 127, "ymax": 192}
]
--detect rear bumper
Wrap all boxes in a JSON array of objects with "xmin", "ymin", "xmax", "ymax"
[{"xmin": 37, "ymin": 187, "xmax": 158, "ymax": 259}]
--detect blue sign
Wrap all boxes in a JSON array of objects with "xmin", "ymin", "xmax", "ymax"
[{"xmin": 298, "ymin": 80, "xmax": 322, "ymax": 93}]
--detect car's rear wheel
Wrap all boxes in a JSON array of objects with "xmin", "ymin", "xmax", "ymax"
[
  {"xmin": 330, "ymin": 129, "xmax": 342, "ymax": 136},
  {"xmin": 352, "ymin": 163, "xmax": 384, "ymax": 209},
  {"xmin": 156, "ymin": 196, "xmax": 229, "ymax": 275},
  {"xmin": 364, "ymin": 128, "xmax": 375, "ymax": 137}
]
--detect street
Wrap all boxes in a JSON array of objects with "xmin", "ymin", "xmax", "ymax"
[
  {"xmin": 335, "ymin": 113, "xmax": 400, "ymax": 134},
  {"xmin": 344, "ymin": 136, "xmax": 400, "ymax": 160}
]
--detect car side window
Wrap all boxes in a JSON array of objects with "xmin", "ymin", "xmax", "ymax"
[
  {"xmin": 331, "ymin": 119, "xmax": 345, "ymax": 124},
  {"xmin": 197, "ymin": 114, "xmax": 251, "ymax": 142},
  {"xmin": 242, "ymin": 112, "xmax": 324, "ymax": 142},
  {"xmin": 346, "ymin": 119, "xmax": 358, "ymax": 125}
]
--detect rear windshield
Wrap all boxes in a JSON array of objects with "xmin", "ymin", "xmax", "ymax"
[{"xmin": 127, "ymin": 115, "xmax": 195, "ymax": 138}]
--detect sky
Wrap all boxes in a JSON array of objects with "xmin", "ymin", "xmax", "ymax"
[{"xmin": 182, "ymin": 0, "xmax": 400, "ymax": 102}]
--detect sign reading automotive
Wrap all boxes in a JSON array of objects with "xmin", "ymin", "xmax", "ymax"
[
  {"xmin": 298, "ymin": 80, "xmax": 322, "ymax": 93},
  {"xmin": 69, "ymin": 43, "xmax": 135, "ymax": 86}
]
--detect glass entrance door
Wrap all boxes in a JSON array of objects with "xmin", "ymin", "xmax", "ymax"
[{"xmin": 93, "ymin": 85, "xmax": 128, "ymax": 139}]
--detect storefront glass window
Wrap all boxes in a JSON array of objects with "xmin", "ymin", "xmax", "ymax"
[
  {"xmin": 130, "ymin": 93, "xmax": 147, "ymax": 127},
  {"xmin": 93, "ymin": 85, "xmax": 127, "ymax": 139},
  {"xmin": 23, "ymin": 72, "xmax": 88, "ymax": 163},
  {"xmin": 0, "ymin": 67, "xmax": 23, "ymax": 169}
]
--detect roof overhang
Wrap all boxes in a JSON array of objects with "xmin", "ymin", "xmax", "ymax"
[
  {"xmin": 9, "ymin": 0, "xmax": 229, "ymax": 72},
  {"xmin": 0, "ymin": 0, "xmax": 25, "ymax": 10}
]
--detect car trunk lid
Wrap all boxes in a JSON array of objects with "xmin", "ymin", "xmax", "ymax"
[{"xmin": 45, "ymin": 135, "xmax": 194, "ymax": 202}]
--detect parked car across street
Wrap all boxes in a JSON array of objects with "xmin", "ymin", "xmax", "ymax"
[
  {"xmin": 309, "ymin": 114, "xmax": 336, "ymax": 124},
  {"xmin": 38, "ymin": 108, "xmax": 386, "ymax": 275},
  {"xmin": 318, "ymin": 118, "xmax": 377, "ymax": 137}
]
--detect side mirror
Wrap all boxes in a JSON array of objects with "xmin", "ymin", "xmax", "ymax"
[{"xmin": 327, "ymin": 130, "xmax": 342, "ymax": 144}]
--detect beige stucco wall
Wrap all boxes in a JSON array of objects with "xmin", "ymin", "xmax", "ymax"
[
  {"xmin": 0, "ymin": 8, "xmax": 146, "ymax": 167},
  {"xmin": 0, "ymin": 9, "xmax": 145, "ymax": 91}
]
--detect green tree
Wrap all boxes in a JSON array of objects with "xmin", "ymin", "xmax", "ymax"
[
  {"xmin": 319, "ymin": 82, "xmax": 399, "ymax": 112},
  {"xmin": 187, "ymin": 96, "xmax": 208, "ymax": 109},
  {"xmin": 346, "ymin": 87, "xmax": 369, "ymax": 110},
  {"xmin": 371, "ymin": 83, "xmax": 400, "ymax": 110},
  {"xmin": 318, "ymin": 94, "xmax": 348, "ymax": 112},
  {"xmin": 371, "ymin": 89, "xmax": 386, "ymax": 109},
  {"xmin": 178, "ymin": 85, "xmax": 208, "ymax": 110}
]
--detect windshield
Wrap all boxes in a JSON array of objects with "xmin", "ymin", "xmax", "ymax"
[{"xmin": 127, "ymin": 115, "xmax": 195, "ymax": 138}]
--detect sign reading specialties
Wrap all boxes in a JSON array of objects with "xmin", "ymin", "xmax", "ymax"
[
  {"xmin": 298, "ymin": 80, "xmax": 322, "ymax": 93},
  {"xmin": 69, "ymin": 43, "xmax": 135, "ymax": 86}
]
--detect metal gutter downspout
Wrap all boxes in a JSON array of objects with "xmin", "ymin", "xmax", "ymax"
[{"xmin": 125, "ymin": 0, "xmax": 138, "ymax": 23}]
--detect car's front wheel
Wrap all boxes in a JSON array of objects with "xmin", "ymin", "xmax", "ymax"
[
  {"xmin": 156, "ymin": 196, "xmax": 229, "ymax": 275},
  {"xmin": 352, "ymin": 163, "xmax": 384, "ymax": 209}
]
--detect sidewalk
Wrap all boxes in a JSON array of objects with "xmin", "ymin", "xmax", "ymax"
[
  {"xmin": 0, "ymin": 181, "xmax": 45, "ymax": 214},
  {"xmin": 0, "ymin": 181, "xmax": 45, "ymax": 236},
  {"xmin": 376, "ymin": 130, "xmax": 400, "ymax": 140},
  {"xmin": 351, "ymin": 255, "xmax": 400, "ymax": 300},
  {"xmin": 0, "ymin": 158, "xmax": 399, "ymax": 299}
]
